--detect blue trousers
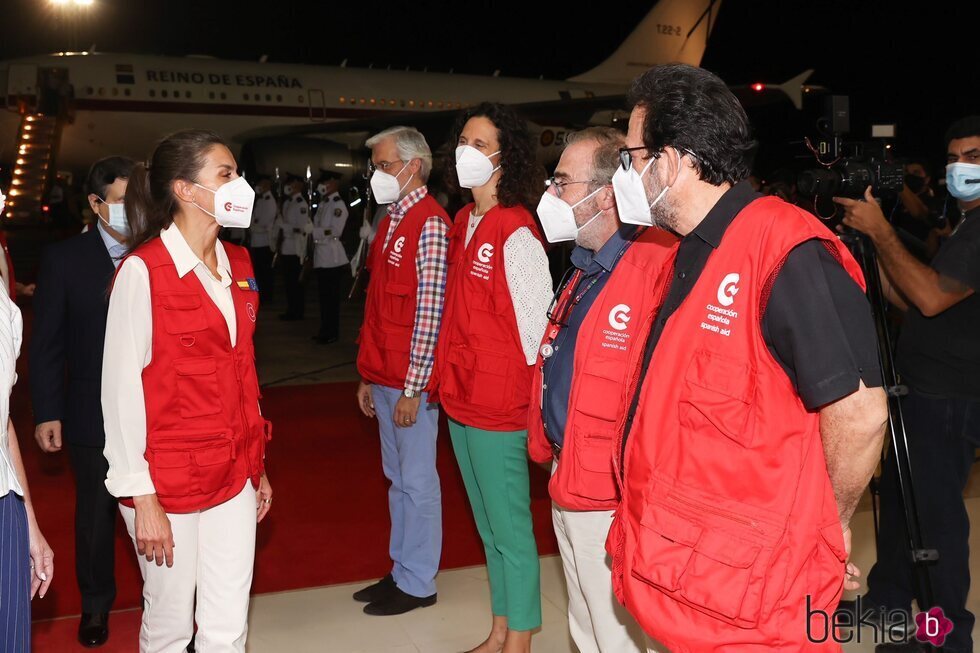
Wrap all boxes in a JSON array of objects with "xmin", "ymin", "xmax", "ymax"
[
  {"xmin": 0, "ymin": 492, "xmax": 30, "ymax": 653},
  {"xmin": 372, "ymin": 385, "xmax": 442, "ymax": 598}
]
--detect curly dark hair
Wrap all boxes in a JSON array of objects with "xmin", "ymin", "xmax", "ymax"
[
  {"xmin": 627, "ymin": 63, "xmax": 756, "ymax": 186},
  {"xmin": 444, "ymin": 102, "xmax": 541, "ymax": 209}
]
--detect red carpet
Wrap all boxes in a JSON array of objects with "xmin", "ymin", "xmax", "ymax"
[{"xmin": 19, "ymin": 369, "xmax": 559, "ymax": 646}]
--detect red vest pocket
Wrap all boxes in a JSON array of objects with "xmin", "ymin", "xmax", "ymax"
[
  {"xmin": 633, "ymin": 502, "xmax": 702, "ymax": 591},
  {"xmin": 632, "ymin": 483, "xmax": 784, "ymax": 628},
  {"xmin": 161, "ymin": 292, "xmax": 208, "ymax": 334},
  {"xmin": 382, "ymin": 283, "xmax": 415, "ymax": 327},
  {"xmin": 173, "ymin": 356, "xmax": 222, "ymax": 418},
  {"xmin": 146, "ymin": 430, "xmax": 235, "ymax": 499},
  {"xmin": 680, "ymin": 349, "xmax": 756, "ymax": 447}
]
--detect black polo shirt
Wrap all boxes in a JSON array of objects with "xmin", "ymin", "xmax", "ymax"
[
  {"xmin": 622, "ymin": 181, "xmax": 883, "ymax": 444},
  {"xmin": 897, "ymin": 205, "xmax": 980, "ymax": 399}
]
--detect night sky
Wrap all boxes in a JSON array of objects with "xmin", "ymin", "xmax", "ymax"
[{"xmin": 1, "ymin": 0, "xmax": 977, "ymax": 176}]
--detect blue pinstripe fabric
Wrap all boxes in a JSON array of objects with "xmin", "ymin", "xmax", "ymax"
[{"xmin": 0, "ymin": 492, "xmax": 30, "ymax": 652}]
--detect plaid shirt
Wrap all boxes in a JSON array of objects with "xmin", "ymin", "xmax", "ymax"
[{"xmin": 383, "ymin": 187, "xmax": 448, "ymax": 394}]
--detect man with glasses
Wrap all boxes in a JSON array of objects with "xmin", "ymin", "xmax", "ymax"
[
  {"xmin": 606, "ymin": 64, "xmax": 888, "ymax": 652},
  {"xmin": 528, "ymin": 127, "xmax": 676, "ymax": 652},
  {"xmin": 30, "ymin": 156, "xmax": 135, "ymax": 648},
  {"xmin": 352, "ymin": 126, "xmax": 450, "ymax": 616}
]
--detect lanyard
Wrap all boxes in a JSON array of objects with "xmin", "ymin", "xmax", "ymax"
[{"xmin": 541, "ymin": 230, "xmax": 641, "ymax": 354}]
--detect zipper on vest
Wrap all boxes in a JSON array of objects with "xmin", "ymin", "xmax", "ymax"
[
  {"xmin": 232, "ymin": 350, "xmax": 252, "ymax": 477},
  {"xmin": 667, "ymin": 491, "xmax": 762, "ymax": 533}
]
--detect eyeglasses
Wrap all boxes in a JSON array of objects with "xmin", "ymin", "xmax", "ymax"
[
  {"xmin": 618, "ymin": 145, "xmax": 699, "ymax": 172},
  {"xmin": 618, "ymin": 146, "xmax": 657, "ymax": 172},
  {"xmin": 367, "ymin": 159, "xmax": 405, "ymax": 175},
  {"xmin": 545, "ymin": 177, "xmax": 595, "ymax": 200}
]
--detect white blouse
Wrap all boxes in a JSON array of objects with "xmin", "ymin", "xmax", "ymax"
[
  {"xmin": 0, "ymin": 287, "xmax": 23, "ymax": 498},
  {"xmin": 102, "ymin": 224, "xmax": 236, "ymax": 499},
  {"xmin": 466, "ymin": 213, "xmax": 553, "ymax": 365}
]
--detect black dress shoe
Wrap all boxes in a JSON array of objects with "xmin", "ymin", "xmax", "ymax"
[
  {"xmin": 78, "ymin": 612, "xmax": 109, "ymax": 648},
  {"xmin": 312, "ymin": 335, "xmax": 339, "ymax": 344},
  {"xmin": 353, "ymin": 574, "xmax": 396, "ymax": 603},
  {"xmin": 363, "ymin": 587, "xmax": 437, "ymax": 616}
]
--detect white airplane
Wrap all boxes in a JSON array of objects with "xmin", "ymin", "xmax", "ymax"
[{"xmin": 0, "ymin": 0, "xmax": 721, "ymax": 218}]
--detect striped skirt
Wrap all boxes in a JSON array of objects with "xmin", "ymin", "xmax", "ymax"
[{"xmin": 0, "ymin": 492, "xmax": 30, "ymax": 653}]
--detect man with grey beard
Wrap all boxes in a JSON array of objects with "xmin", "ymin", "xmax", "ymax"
[{"xmin": 528, "ymin": 127, "xmax": 676, "ymax": 652}]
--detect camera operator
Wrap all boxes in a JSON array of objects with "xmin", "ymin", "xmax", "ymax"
[{"xmin": 834, "ymin": 115, "xmax": 980, "ymax": 653}]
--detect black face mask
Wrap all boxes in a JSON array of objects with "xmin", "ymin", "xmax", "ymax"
[{"xmin": 905, "ymin": 174, "xmax": 927, "ymax": 194}]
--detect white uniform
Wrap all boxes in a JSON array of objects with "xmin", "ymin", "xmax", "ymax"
[
  {"xmin": 275, "ymin": 194, "xmax": 312, "ymax": 261},
  {"xmin": 312, "ymin": 192, "xmax": 349, "ymax": 269},
  {"xmin": 250, "ymin": 191, "xmax": 277, "ymax": 249}
]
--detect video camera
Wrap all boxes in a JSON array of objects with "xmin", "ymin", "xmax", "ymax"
[{"xmin": 797, "ymin": 96, "xmax": 904, "ymax": 221}]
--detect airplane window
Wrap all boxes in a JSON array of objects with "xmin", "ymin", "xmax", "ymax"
[
  {"xmin": 359, "ymin": 98, "xmax": 365, "ymax": 105},
  {"xmin": 243, "ymin": 93, "xmax": 249, "ymax": 101},
  {"xmin": 400, "ymin": 100, "xmax": 405, "ymax": 108},
  {"xmin": 408, "ymin": 100, "xmax": 415, "ymax": 108},
  {"xmin": 98, "ymin": 88, "xmax": 105, "ymax": 96},
  {"xmin": 389, "ymin": 100, "xmax": 396, "ymax": 107},
  {"xmin": 111, "ymin": 88, "xmax": 118, "ymax": 97},
  {"xmin": 85, "ymin": 86, "xmax": 93, "ymax": 95},
  {"xmin": 124, "ymin": 89, "xmax": 131, "ymax": 97},
  {"xmin": 173, "ymin": 90, "xmax": 179, "ymax": 98},
  {"xmin": 220, "ymin": 92, "xmax": 227, "ymax": 100},
  {"xmin": 265, "ymin": 94, "xmax": 271, "ymax": 102},
  {"xmin": 339, "ymin": 97, "xmax": 346, "ymax": 104},
  {"xmin": 437, "ymin": 101, "xmax": 443, "ymax": 109},
  {"xmin": 277, "ymin": 94, "xmax": 283, "ymax": 102},
  {"xmin": 379, "ymin": 98, "xmax": 385, "ymax": 105},
  {"xmin": 149, "ymin": 89, "xmax": 156, "ymax": 98},
  {"xmin": 299, "ymin": 95, "xmax": 305, "ymax": 103},
  {"xmin": 427, "ymin": 101, "xmax": 433, "ymax": 108},
  {"xmin": 209, "ymin": 92, "xmax": 215, "ymax": 100},
  {"xmin": 161, "ymin": 90, "xmax": 168, "ymax": 98},
  {"xmin": 370, "ymin": 98, "xmax": 376, "ymax": 105}
]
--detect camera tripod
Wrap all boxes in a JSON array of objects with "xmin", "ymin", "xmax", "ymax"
[{"xmin": 842, "ymin": 229, "xmax": 939, "ymax": 620}]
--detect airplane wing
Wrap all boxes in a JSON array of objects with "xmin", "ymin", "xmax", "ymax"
[{"xmin": 236, "ymin": 94, "xmax": 628, "ymax": 146}]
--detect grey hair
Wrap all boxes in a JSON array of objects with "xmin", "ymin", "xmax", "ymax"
[
  {"xmin": 565, "ymin": 127, "xmax": 626, "ymax": 190},
  {"xmin": 365, "ymin": 126, "xmax": 433, "ymax": 182}
]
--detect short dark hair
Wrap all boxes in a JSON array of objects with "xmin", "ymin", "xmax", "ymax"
[
  {"xmin": 945, "ymin": 116, "xmax": 980, "ymax": 148},
  {"xmin": 627, "ymin": 63, "xmax": 755, "ymax": 185},
  {"xmin": 85, "ymin": 156, "xmax": 136, "ymax": 199}
]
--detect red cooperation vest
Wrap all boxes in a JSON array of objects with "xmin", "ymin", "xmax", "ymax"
[
  {"xmin": 607, "ymin": 197, "xmax": 865, "ymax": 653},
  {"xmin": 121, "ymin": 237, "xmax": 271, "ymax": 514},
  {"xmin": 435, "ymin": 203, "xmax": 543, "ymax": 431},
  {"xmin": 527, "ymin": 227, "xmax": 678, "ymax": 511},
  {"xmin": 357, "ymin": 194, "xmax": 450, "ymax": 389}
]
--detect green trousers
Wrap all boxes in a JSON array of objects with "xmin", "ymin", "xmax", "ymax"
[{"xmin": 449, "ymin": 419, "xmax": 542, "ymax": 631}]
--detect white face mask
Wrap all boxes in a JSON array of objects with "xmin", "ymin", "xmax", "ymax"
[
  {"xmin": 612, "ymin": 156, "xmax": 669, "ymax": 226},
  {"xmin": 97, "ymin": 197, "xmax": 130, "ymax": 237},
  {"xmin": 455, "ymin": 145, "xmax": 500, "ymax": 189},
  {"xmin": 193, "ymin": 176, "xmax": 256, "ymax": 228},
  {"xmin": 536, "ymin": 186, "xmax": 604, "ymax": 243},
  {"xmin": 317, "ymin": 184, "xmax": 328, "ymax": 196},
  {"xmin": 370, "ymin": 161, "xmax": 414, "ymax": 204}
]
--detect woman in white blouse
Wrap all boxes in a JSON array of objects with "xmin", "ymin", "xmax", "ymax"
[
  {"xmin": 102, "ymin": 130, "xmax": 272, "ymax": 653},
  {"xmin": 0, "ymin": 191, "xmax": 54, "ymax": 652},
  {"xmin": 435, "ymin": 103, "xmax": 553, "ymax": 653}
]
